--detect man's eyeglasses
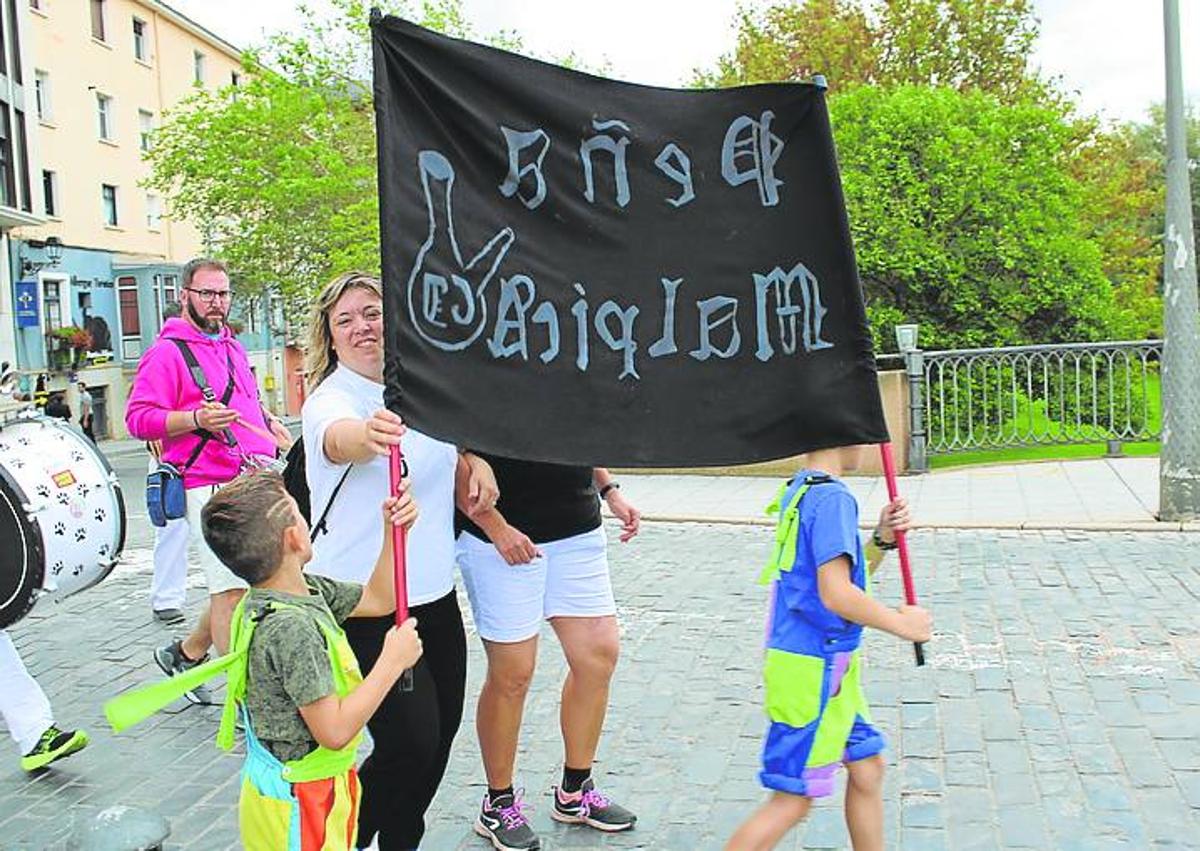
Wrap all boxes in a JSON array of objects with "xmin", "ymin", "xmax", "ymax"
[{"xmin": 186, "ymin": 287, "xmax": 234, "ymax": 304}]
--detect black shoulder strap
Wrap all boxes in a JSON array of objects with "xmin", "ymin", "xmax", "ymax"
[
  {"xmin": 171, "ymin": 338, "xmax": 212, "ymax": 399},
  {"xmin": 310, "ymin": 464, "xmax": 354, "ymax": 542},
  {"xmin": 170, "ymin": 338, "xmax": 238, "ymax": 470}
]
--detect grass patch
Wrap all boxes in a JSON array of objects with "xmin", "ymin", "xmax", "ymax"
[
  {"xmin": 926, "ymin": 369, "xmax": 1161, "ymax": 469},
  {"xmin": 929, "ymin": 441, "xmax": 1159, "ymax": 470}
]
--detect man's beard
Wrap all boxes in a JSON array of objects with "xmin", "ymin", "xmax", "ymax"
[{"xmin": 187, "ymin": 299, "xmax": 224, "ymax": 334}]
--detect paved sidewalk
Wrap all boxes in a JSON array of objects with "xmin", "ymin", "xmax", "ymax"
[
  {"xmin": 2, "ymin": 523, "xmax": 1199, "ymax": 849},
  {"xmin": 621, "ymin": 458, "xmax": 1188, "ymax": 531},
  {"xmin": 100, "ymin": 433, "xmax": 1182, "ymax": 531}
]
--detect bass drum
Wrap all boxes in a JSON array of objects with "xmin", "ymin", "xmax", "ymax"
[{"xmin": 0, "ymin": 414, "xmax": 127, "ymax": 628}]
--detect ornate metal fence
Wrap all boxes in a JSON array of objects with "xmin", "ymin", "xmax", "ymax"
[{"xmin": 905, "ymin": 340, "xmax": 1163, "ymax": 470}]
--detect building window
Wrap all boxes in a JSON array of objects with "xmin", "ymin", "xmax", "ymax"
[
  {"xmin": 145, "ymin": 193, "xmax": 161, "ymax": 230},
  {"xmin": 193, "ymin": 50, "xmax": 205, "ymax": 85},
  {"xmin": 0, "ymin": 110, "xmax": 14, "ymax": 209},
  {"xmin": 96, "ymin": 93, "xmax": 113, "ymax": 141},
  {"xmin": 138, "ymin": 109, "xmax": 153, "ymax": 152},
  {"xmin": 8, "ymin": 0, "xmax": 22, "ymax": 84},
  {"xmin": 90, "ymin": 0, "xmax": 106, "ymax": 41},
  {"xmin": 34, "ymin": 70, "xmax": 51, "ymax": 122},
  {"xmin": 231, "ymin": 70, "xmax": 240, "ymax": 87},
  {"xmin": 132, "ymin": 17, "xmax": 147, "ymax": 61},
  {"xmin": 118, "ymin": 276, "xmax": 140, "ymax": 337},
  {"xmin": 42, "ymin": 170, "xmax": 56, "ymax": 217},
  {"xmin": 14, "ymin": 110, "xmax": 30, "ymax": 213},
  {"xmin": 155, "ymin": 273, "xmax": 178, "ymax": 325},
  {"xmin": 101, "ymin": 183, "xmax": 118, "ymax": 226},
  {"xmin": 0, "ymin": 5, "xmax": 8, "ymax": 77},
  {"xmin": 44, "ymin": 280, "xmax": 61, "ymax": 333}
]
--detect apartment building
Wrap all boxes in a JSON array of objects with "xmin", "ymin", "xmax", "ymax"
[
  {"xmin": 0, "ymin": 0, "xmax": 44, "ymax": 383},
  {"xmin": 7, "ymin": 0, "xmax": 285, "ymax": 439}
]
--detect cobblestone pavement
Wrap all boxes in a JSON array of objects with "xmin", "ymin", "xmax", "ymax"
[{"xmin": 2, "ymin": 524, "xmax": 1199, "ymax": 850}]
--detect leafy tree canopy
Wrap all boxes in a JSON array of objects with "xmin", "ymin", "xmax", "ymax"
[
  {"xmin": 833, "ymin": 85, "xmax": 1127, "ymax": 350},
  {"xmin": 144, "ymin": 0, "xmax": 520, "ymax": 303},
  {"xmin": 696, "ymin": 0, "xmax": 1046, "ymax": 104}
]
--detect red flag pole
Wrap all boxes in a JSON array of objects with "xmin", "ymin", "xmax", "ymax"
[
  {"xmin": 389, "ymin": 443, "xmax": 414, "ymax": 690},
  {"xmin": 879, "ymin": 442, "xmax": 926, "ymax": 666}
]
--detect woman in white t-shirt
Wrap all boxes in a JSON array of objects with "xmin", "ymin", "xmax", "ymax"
[{"xmin": 300, "ymin": 272, "xmax": 496, "ymax": 850}]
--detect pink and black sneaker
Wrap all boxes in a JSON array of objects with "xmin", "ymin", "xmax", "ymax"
[
  {"xmin": 551, "ymin": 778, "xmax": 637, "ymax": 832},
  {"xmin": 475, "ymin": 788, "xmax": 540, "ymax": 851}
]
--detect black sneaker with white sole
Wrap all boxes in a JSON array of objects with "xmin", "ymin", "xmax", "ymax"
[
  {"xmin": 551, "ymin": 778, "xmax": 636, "ymax": 832},
  {"xmin": 153, "ymin": 608, "xmax": 185, "ymax": 625},
  {"xmin": 474, "ymin": 789, "xmax": 540, "ymax": 851},
  {"xmin": 153, "ymin": 640, "xmax": 214, "ymax": 705}
]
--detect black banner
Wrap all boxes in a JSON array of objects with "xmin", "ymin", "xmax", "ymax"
[{"xmin": 373, "ymin": 16, "xmax": 888, "ymax": 467}]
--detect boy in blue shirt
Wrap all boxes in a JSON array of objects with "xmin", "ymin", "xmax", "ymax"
[{"xmin": 726, "ymin": 444, "xmax": 931, "ymax": 851}]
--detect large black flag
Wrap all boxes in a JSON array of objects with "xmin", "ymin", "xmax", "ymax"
[{"xmin": 372, "ymin": 15, "xmax": 887, "ymax": 467}]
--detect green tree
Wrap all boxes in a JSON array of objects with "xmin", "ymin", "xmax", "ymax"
[
  {"xmin": 1130, "ymin": 104, "xmax": 1200, "ymax": 272},
  {"xmin": 1069, "ymin": 120, "xmax": 1165, "ymax": 340},
  {"xmin": 695, "ymin": 0, "xmax": 877, "ymax": 90},
  {"xmin": 831, "ymin": 85, "xmax": 1122, "ymax": 351},
  {"xmin": 145, "ymin": 0, "xmax": 521, "ymax": 302},
  {"xmin": 697, "ymin": 0, "xmax": 1044, "ymax": 103}
]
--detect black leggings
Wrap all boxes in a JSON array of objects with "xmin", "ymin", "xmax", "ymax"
[{"xmin": 344, "ymin": 589, "xmax": 467, "ymax": 850}]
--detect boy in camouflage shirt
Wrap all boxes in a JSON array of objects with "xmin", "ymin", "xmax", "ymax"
[{"xmin": 200, "ymin": 471, "xmax": 423, "ymax": 850}]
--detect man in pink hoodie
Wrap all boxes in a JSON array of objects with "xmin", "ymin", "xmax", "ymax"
[{"xmin": 126, "ymin": 258, "xmax": 289, "ymax": 702}]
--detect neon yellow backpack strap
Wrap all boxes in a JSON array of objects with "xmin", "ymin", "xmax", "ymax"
[
  {"xmin": 104, "ymin": 649, "xmax": 244, "ymax": 733},
  {"xmin": 216, "ymin": 594, "xmax": 258, "ymax": 750},
  {"xmin": 106, "ymin": 595, "xmax": 256, "ymax": 736},
  {"xmin": 276, "ymin": 609, "xmax": 365, "ymax": 782},
  {"xmin": 758, "ymin": 481, "xmax": 813, "ymax": 585},
  {"xmin": 764, "ymin": 480, "xmax": 789, "ymax": 518}
]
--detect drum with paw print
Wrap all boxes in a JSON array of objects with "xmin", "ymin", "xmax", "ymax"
[{"xmin": 0, "ymin": 411, "xmax": 126, "ymax": 627}]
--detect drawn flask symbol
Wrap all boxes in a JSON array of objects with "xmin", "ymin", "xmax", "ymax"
[{"xmin": 406, "ymin": 150, "xmax": 515, "ymax": 352}]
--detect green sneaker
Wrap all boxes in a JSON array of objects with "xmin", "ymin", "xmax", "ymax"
[{"xmin": 20, "ymin": 726, "xmax": 89, "ymax": 771}]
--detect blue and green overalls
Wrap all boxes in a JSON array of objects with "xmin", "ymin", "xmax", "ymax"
[
  {"xmin": 757, "ymin": 473, "xmax": 885, "ymax": 797},
  {"xmin": 105, "ymin": 596, "xmax": 364, "ymax": 850}
]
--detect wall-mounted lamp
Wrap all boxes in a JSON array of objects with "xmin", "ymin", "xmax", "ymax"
[{"xmin": 19, "ymin": 236, "xmax": 64, "ymax": 277}]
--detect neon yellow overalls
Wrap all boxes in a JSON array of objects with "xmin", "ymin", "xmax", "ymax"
[{"xmin": 106, "ymin": 595, "xmax": 364, "ymax": 850}]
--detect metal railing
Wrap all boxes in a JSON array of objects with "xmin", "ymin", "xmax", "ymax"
[{"xmin": 904, "ymin": 340, "xmax": 1163, "ymax": 471}]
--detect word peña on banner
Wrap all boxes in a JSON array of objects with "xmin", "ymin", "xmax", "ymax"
[{"xmin": 407, "ymin": 143, "xmax": 833, "ymax": 381}]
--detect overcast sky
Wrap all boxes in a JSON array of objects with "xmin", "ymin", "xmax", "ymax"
[{"xmin": 173, "ymin": 0, "xmax": 1199, "ymax": 125}]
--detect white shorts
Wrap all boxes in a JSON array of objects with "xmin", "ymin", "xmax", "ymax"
[
  {"xmin": 186, "ymin": 484, "xmax": 248, "ymax": 596},
  {"xmin": 457, "ymin": 526, "xmax": 616, "ymax": 643}
]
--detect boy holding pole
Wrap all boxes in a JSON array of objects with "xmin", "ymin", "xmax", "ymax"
[{"xmin": 726, "ymin": 444, "xmax": 931, "ymax": 851}]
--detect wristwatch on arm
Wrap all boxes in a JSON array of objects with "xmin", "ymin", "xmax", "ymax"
[{"xmin": 871, "ymin": 528, "xmax": 898, "ymax": 551}]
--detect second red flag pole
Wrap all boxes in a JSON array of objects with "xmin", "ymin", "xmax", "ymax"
[{"xmin": 879, "ymin": 443, "xmax": 926, "ymax": 667}]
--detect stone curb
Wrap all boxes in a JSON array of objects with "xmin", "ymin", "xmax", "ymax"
[{"xmin": 620, "ymin": 514, "xmax": 1199, "ymax": 533}]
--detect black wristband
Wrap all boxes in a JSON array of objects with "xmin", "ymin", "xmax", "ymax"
[
  {"xmin": 599, "ymin": 481, "xmax": 620, "ymax": 499},
  {"xmin": 871, "ymin": 529, "xmax": 898, "ymax": 551},
  {"xmin": 192, "ymin": 409, "xmax": 201, "ymax": 430}
]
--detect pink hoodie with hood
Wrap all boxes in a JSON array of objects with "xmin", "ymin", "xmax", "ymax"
[{"xmin": 125, "ymin": 317, "xmax": 276, "ymax": 488}]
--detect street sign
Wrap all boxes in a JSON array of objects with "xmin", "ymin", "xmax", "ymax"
[{"xmin": 15, "ymin": 280, "xmax": 39, "ymax": 328}]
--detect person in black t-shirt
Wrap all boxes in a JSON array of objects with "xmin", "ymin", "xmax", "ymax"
[{"xmin": 456, "ymin": 455, "xmax": 641, "ymax": 848}]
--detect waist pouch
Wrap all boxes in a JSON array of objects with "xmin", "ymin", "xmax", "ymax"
[{"xmin": 146, "ymin": 462, "xmax": 186, "ymax": 527}]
